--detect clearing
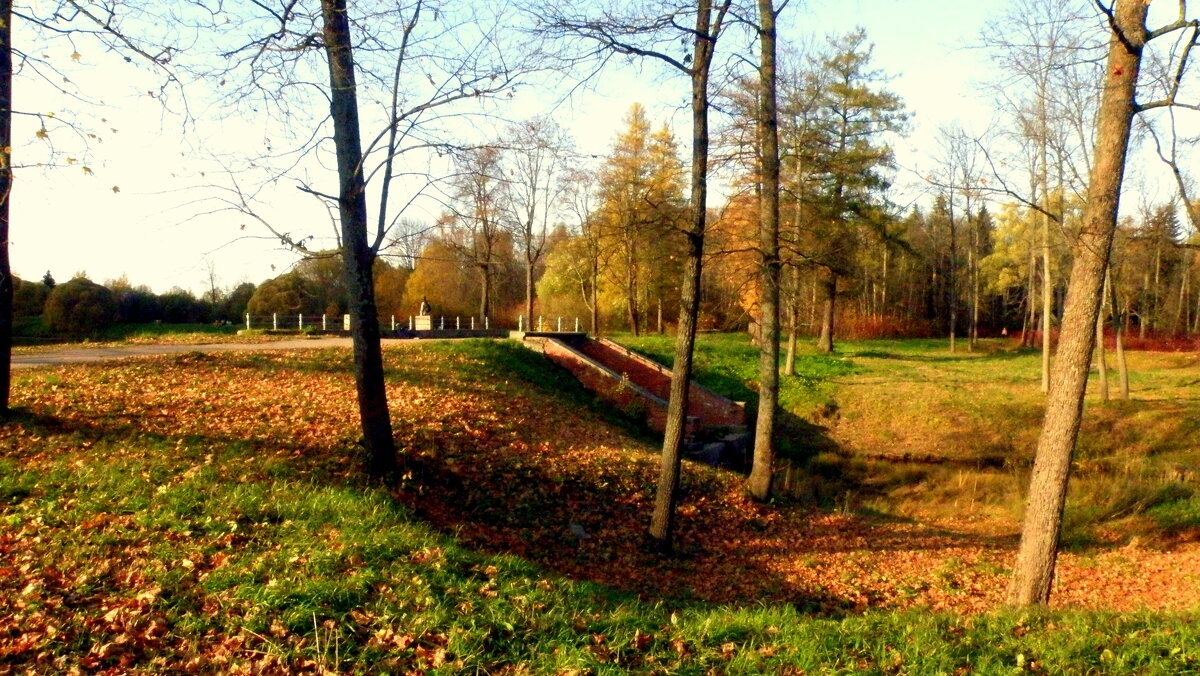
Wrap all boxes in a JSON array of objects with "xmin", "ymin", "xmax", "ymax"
[{"xmin": 1, "ymin": 337, "xmax": 1197, "ymax": 673}]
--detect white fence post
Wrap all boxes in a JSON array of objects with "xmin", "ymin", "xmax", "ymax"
[
  {"xmin": 343, "ymin": 314, "xmax": 351, "ymax": 331},
  {"xmin": 272, "ymin": 313, "xmax": 277, "ymax": 331},
  {"xmin": 471, "ymin": 316, "xmax": 475, "ymax": 330},
  {"xmin": 409, "ymin": 316, "xmax": 413, "ymax": 330},
  {"xmin": 439, "ymin": 316, "xmax": 445, "ymax": 330},
  {"xmin": 557, "ymin": 316, "xmax": 562, "ymax": 332},
  {"xmin": 575, "ymin": 317, "xmax": 580, "ymax": 332},
  {"xmin": 456, "ymin": 316, "xmax": 461, "ymax": 330},
  {"xmin": 485, "ymin": 316, "xmax": 489, "ymax": 329},
  {"xmin": 391, "ymin": 315, "xmax": 396, "ymax": 331},
  {"xmin": 299, "ymin": 314, "xmax": 304, "ymax": 330},
  {"xmin": 537, "ymin": 316, "xmax": 543, "ymax": 331},
  {"xmin": 245, "ymin": 313, "xmax": 250, "ymax": 330},
  {"xmin": 518, "ymin": 315, "xmax": 524, "ymax": 332},
  {"xmin": 322, "ymin": 314, "xmax": 327, "ymax": 331}
]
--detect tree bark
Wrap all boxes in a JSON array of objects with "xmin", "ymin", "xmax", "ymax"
[
  {"xmin": 1007, "ymin": 0, "xmax": 1147, "ymax": 606},
  {"xmin": 1022, "ymin": 244, "xmax": 1037, "ymax": 348},
  {"xmin": 0, "ymin": 0, "xmax": 12, "ymax": 415},
  {"xmin": 478, "ymin": 262, "xmax": 493, "ymax": 321},
  {"xmin": 784, "ymin": 262, "xmax": 800, "ymax": 376},
  {"xmin": 648, "ymin": 0, "xmax": 729, "ymax": 552},
  {"xmin": 322, "ymin": 0, "xmax": 396, "ymax": 478},
  {"xmin": 1040, "ymin": 96, "xmax": 1053, "ymax": 394},
  {"xmin": 816, "ymin": 267, "xmax": 836, "ymax": 353},
  {"xmin": 590, "ymin": 254, "xmax": 599, "ymax": 334},
  {"xmin": 626, "ymin": 233, "xmax": 640, "ymax": 336},
  {"xmin": 1096, "ymin": 270, "xmax": 1109, "ymax": 402},
  {"xmin": 525, "ymin": 260, "xmax": 535, "ymax": 329},
  {"xmin": 948, "ymin": 199, "xmax": 958, "ymax": 353},
  {"xmin": 749, "ymin": 0, "xmax": 780, "ymax": 502}
]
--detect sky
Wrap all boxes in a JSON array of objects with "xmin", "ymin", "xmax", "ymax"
[{"xmin": 4, "ymin": 0, "xmax": 1184, "ymax": 296}]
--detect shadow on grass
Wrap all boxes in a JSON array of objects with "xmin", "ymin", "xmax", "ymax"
[
  {"xmin": 847, "ymin": 347, "xmax": 1037, "ymax": 363},
  {"xmin": 3, "ymin": 345, "xmax": 1032, "ymax": 618}
]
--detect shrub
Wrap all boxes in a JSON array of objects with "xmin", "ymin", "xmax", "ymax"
[
  {"xmin": 246, "ymin": 272, "xmax": 322, "ymax": 316},
  {"xmin": 157, "ymin": 289, "xmax": 211, "ymax": 323},
  {"xmin": 13, "ymin": 276, "xmax": 51, "ymax": 318},
  {"xmin": 43, "ymin": 277, "xmax": 118, "ymax": 335}
]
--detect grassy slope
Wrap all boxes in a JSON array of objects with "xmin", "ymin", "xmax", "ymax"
[
  {"xmin": 0, "ymin": 339, "xmax": 1197, "ymax": 673},
  {"xmin": 619, "ymin": 333, "xmax": 1200, "ymax": 542}
]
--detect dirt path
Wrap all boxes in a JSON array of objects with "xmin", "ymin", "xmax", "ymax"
[{"xmin": 11, "ymin": 337, "xmax": 357, "ymax": 369}]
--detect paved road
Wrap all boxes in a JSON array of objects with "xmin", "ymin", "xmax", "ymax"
[{"xmin": 11, "ymin": 337, "xmax": 356, "ymax": 369}]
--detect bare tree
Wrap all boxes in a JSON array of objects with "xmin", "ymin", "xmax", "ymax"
[
  {"xmin": 502, "ymin": 116, "xmax": 572, "ymax": 326},
  {"xmin": 535, "ymin": 0, "xmax": 734, "ymax": 552},
  {"xmin": 445, "ymin": 145, "xmax": 507, "ymax": 321},
  {"xmin": 562, "ymin": 166, "xmax": 604, "ymax": 332},
  {"xmin": 930, "ymin": 124, "xmax": 989, "ymax": 352},
  {"xmin": 1007, "ymin": 0, "xmax": 1198, "ymax": 606},
  {"xmin": 202, "ymin": 0, "xmax": 543, "ymax": 477},
  {"xmin": 981, "ymin": 0, "xmax": 1107, "ymax": 391}
]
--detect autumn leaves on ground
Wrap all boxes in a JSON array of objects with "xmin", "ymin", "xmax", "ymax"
[{"xmin": 2, "ymin": 337, "xmax": 1199, "ymax": 673}]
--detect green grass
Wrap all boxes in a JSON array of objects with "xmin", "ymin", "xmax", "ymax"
[
  {"xmin": 612, "ymin": 332, "xmax": 857, "ymax": 464},
  {"xmin": 4, "ymin": 337, "xmax": 1200, "ymax": 672},
  {"xmin": 613, "ymin": 332, "xmax": 858, "ymax": 414},
  {"xmin": 13, "ymin": 319, "xmax": 245, "ymax": 344},
  {"xmin": 3, "ymin": 408, "xmax": 1198, "ymax": 673},
  {"xmin": 609, "ymin": 332, "xmax": 1200, "ymax": 540}
]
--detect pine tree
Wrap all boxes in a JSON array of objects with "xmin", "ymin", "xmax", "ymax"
[{"xmin": 593, "ymin": 105, "xmax": 687, "ymax": 335}]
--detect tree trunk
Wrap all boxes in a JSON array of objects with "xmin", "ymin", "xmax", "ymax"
[
  {"xmin": 1007, "ymin": 0, "xmax": 1146, "ymax": 606},
  {"xmin": 1096, "ymin": 271, "xmax": 1109, "ymax": 402},
  {"xmin": 590, "ymin": 254, "xmax": 600, "ymax": 334},
  {"xmin": 322, "ymin": 0, "xmax": 396, "ymax": 478},
  {"xmin": 479, "ymin": 263, "xmax": 493, "ymax": 321},
  {"xmin": 1172, "ymin": 266, "xmax": 1187, "ymax": 334},
  {"xmin": 1040, "ymin": 95, "xmax": 1053, "ymax": 394},
  {"xmin": 1022, "ymin": 243, "xmax": 1037, "ymax": 348},
  {"xmin": 0, "ymin": 0, "xmax": 11, "ymax": 415},
  {"xmin": 948, "ymin": 201, "xmax": 958, "ymax": 353},
  {"xmin": 626, "ymin": 239, "xmax": 640, "ymax": 336},
  {"xmin": 970, "ymin": 234, "xmax": 980, "ymax": 351},
  {"xmin": 784, "ymin": 263, "xmax": 800, "ymax": 376},
  {"xmin": 749, "ymin": 0, "xmax": 780, "ymax": 502},
  {"xmin": 1194, "ymin": 274, "xmax": 1200, "ymax": 333},
  {"xmin": 816, "ymin": 267, "xmax": 836, "ymax": 353},
  {"xmin": 1111, "ymin": 277, "xmax": 1130, "ymax": 399},
  {"xmin": 525, "ymin": 259, "xmax": 535, "ymax": 329},
  {"xmin": 648, "ymin": 0, "xmax": 728, "ymax": 552}
]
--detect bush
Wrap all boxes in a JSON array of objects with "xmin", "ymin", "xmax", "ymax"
[
  {"xmin": 114, "ymin": 287, "xmax": 161, "ymax": 323},
  {"xmin": 158, "ymin": 289, "xmax": 211, "ymax": 323},
  {"xmin": 246, "ymin": 272, "xmax": 322, "ymax": 316},
  {"xmin": 43, "ymin": 277, "xmax": 118, "ymax": 335},
  {"xmin": 13, "ymin": 276, "xmax": 51, "ymax": 318}
]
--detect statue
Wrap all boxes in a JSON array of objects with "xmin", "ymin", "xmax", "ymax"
[{"xmin": 418, "ymin": 297, "xmax": 431, "ymax": 316}]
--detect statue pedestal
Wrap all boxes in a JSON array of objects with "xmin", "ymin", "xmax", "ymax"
[{"xmin": 414, "ymin": 315, "xmax": 433, "ymax": 331}]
